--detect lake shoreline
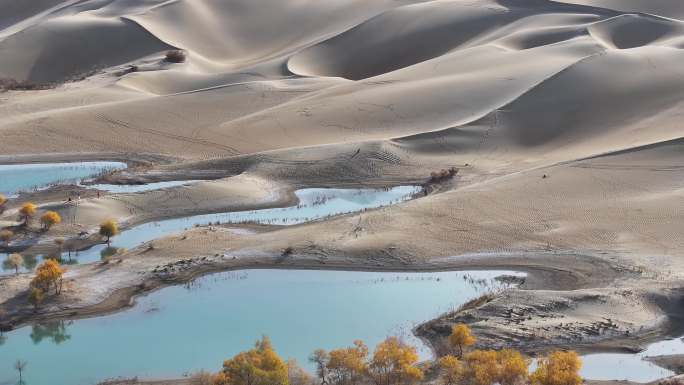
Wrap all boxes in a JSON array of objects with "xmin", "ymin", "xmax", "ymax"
[
  {"xmin": 2, "ymin": 246, "xmax": 666, "ymax": 357},
  {"xmin": 1, "ymin": 154, "xmax": 683, "ymax": 384}
]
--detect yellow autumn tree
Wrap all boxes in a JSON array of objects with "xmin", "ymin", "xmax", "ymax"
[
  {"xmin": 40, "ymin": 210, "xmax": 61, "ymax": 229},
  {"xmin": 0, "ymin": 194, "xmax": 7, "ymax": 213},
  {"xmin": 31, "ymin": 259, "xmax": 64, "ymax": 295},
  {"xmin": 0, "ymin": 229, "xmax": 13, "ymax": 245},
  {"xmin": 19, "ymin": 202, "xmax": 37, "ymax": 225},
  {"xmin": 368, "ymin": 336, "xmax": 423, "ymax": 385},
  {"xmin": 288, "ymin": 358, "xmax": 313, "ymax": 385},
  {"xmin": 497, "ymin": 349, "xmax": 529, "ymax": 385},
  {"xmin": 438, "ymin": 355, "xmax": 464, "ymax": 385},
  {"xmin": 462, "ymin": 350, "xmax": 499, "ymax": 385},
  {"xmin": 327, "ymin": 340, "xmax": 368, "ymax": 385},
  {"xmin": 459, "ymin": 349, "xmax": 529, "ymax": 385},
  {"xmin": 448, "ymin": 324, "xmax": 476, "ymax": 357},
  {"xmin": 211, "ymin": 372, "xmax": 228, "ymax": 385},
  {"xmin": 28, "ymin": 287, "xmax": 44, "ymax": 311},
  {"xmin": 531, "ymin": 351, "xmax": 582, "ymax": 385},
  {"xmin": 309, "ymin": 349, "xmax": 329, "ymax": 385},
  {"xmin": 99, "ymin": 219, "xmax": 119, "ymax": 244},
  {"xmin": 220, "ymin": 335, "xmax": 288, "ymax": 385},
  {"xmin": 7, "ymin": 253, "xmax": 24, "ymax": 275}
]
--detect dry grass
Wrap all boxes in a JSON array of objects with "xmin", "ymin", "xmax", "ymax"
[
  {"xmin": 0, "ymin": 78, "xmax": 56, "ymax": 92},
  {"xmin": 456, "ymin": 293, "xmax": 495, "ymax": 313}
]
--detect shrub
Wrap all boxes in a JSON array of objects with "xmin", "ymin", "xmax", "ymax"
[
  {"xmin": 429, "ymin": 167, "xmax": 459, "ymax": 183},
  {"xmin": 438, "ymin": 355, "xmax": 464, "ymax": 385},
  {"xmin": 19, "ymin": 202, "xmax": 37, "ymax": 224},
  {"xmin": 40, "ymin": 211, "xmax": 62, "ymax": 229},
  {"xmin": 99, "ymin": 220, "xmax": 119, "ymax": 244},
  {"xmin": 0, "ymin": 229, "xmax": 13, "ymax": 245},
  {"xmin": 531, "ymin": 351, "xmax": 582, "ymax": 385},
  {"xmin": 28, "ymin": 287, "xmax": 44, "ymax": 310},
  {"xmin": 165, "ymin": 50, "xmax": 187, "ymax": 63}
]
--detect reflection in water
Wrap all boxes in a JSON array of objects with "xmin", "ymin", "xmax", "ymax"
[
  {"xmin": 0, "ymin": 270, "xmax": 522, "ymax": 385},
  {"xmin": 30, "ymin": 322, "xmax": 72, "ymax": 345},
  {"xmin": 23, "ymin": 255, "xmax": 38, "ymax": 271},
  {"xmin": 99, "ymin": 246, "xmax": 124, "ymax": 261},
  {"xmin": 1, "ymin": 254, "xmax": 38, "ymax": 274}
]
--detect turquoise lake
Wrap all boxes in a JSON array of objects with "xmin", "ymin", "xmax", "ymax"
[
  {"xmin": 0, "ymin": 269, "xmax": 521, "ymax": 385},
  {"xmin": 2, "ymin": 162, "xmax": 679, "ymax": 383},
  {"xmin": 1, "ymin": 186, "xmax": 421, "ymax": 274},
  {"xmin": 0, "ymin": 162, "xmax": 127, "ymax": 196}
]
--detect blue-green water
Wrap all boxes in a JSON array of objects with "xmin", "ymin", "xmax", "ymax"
[
  {"xmin": 0, "ymin": 162, "xmax": 127, "ymax": 196},
  {"xmin": 0, "ymin": 269, "xmax": 520, "ymax": 385},
  {"xmin": 2, "ymin": 186, "xmax": 421, "ymax": 274},
  {"xmin": 579, "ymin": 337, "xmax": 684, "ymax": 381}
]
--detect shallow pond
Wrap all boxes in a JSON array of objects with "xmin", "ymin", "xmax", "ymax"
[
  {"xmin": 0, "ymin": 269, "xmax": 521, "ymax": 385},
  {"xmin": 580, "ymin": 336, "xmax": 684, "ymax": 381},
  {"xmin": 2, "ymin": 186, "xmax": 421, "ymax": 274},
  {"xmin": 0, "ymin": 162, "xmax": 127, "ymax": 196}
]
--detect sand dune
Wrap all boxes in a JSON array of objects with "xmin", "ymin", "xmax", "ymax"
[
  {"xmin": 560, "ymin": 0, "xmax": 684, "ymax": 20},
  {"xmin": 0, "ymin": 0, "xmax": 680, "ymax": 166}
]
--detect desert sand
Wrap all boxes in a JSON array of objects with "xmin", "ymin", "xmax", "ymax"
[{"xmin": 1, "ymin": 0, "xmax": 684, "ymax": 382}]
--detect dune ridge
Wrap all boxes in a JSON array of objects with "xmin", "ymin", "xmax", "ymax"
[{"xmin": 0, "ymin": 0, "xmax": 682, "ymax": 260}]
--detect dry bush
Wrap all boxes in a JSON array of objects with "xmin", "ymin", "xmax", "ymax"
[
  {"xmin": 165, "ymin": 50, "xmax": 187, "ymax": 63},
  {"xmin": 429, "ymin": 167, "xmax": 459, "ymax": 183},
  {"xmin": 456, "ymin": 293, "xmax": 495, "ymax": 313},
  {"xmin": 0, "ymin": 78, "xmax": 56, "ymax": 92},
  {"xmin": 190, "ymin": 370, "xmax": 214, "ymax": 385}
]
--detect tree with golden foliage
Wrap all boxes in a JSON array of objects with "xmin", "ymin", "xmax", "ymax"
[
  {"xmin": 460, "ymin": 349, "xmax": 529, "ymax": 385},
  {"xmin": 19, "ymin": 202, "xmax": 37, "ymax": 225},
  {"xmin": 497, "ymin": 349, "xmax": 529, "ymax": 385},
  {"xmin": 327, "ymin": 340, "xmax": 368, "ymax": 385},
  {"xmin": 288, "ymin": 358, "xmax": 313, "ymax": 385},
  {"xmin": 40, "ymin": 211, "xmax": 61, "ymax": 230},
  {"xmin": 438, "ymin": 355, "xmax": 464, "ymax": 385},
  {"xmin": 0, "ymin": 194, "xmax": 7, "ymax": 214},
  {"xmin": 531, "ymin": 351, "xmax": 582, "ymax": 385},
  {"xmin": 309, "ymin": 348, "xmax": 330, "ymax": 385},
  {"xmin": 99, "ymin": 219, "xmax": 119, "ymax": 244},
  {"xmin": 7, "ymin": 253, "xmax": 24, "ymax": 275},
  {"xmin": 218, "ymin": 336, "xmax": 288, "ymax": 385},
  {"xmin": 462, "ymin": 350, "xmax": 499, "ymax": 385},
  {"xmin": 368, "ymin": 336, "xmax": 423, "ymax": 385},
  {"xmin": 28, "ymin": 287, "xmax": 44, "ymax": 311},
  {"xmin": 448, "ymin": 324, "xmax": 476, "ymax": 357},
  {"xmin": 31, "ymin": 259, "xmax": 63, "ymax": 295},
  {"xmin": 0, "ymin": 229, "xmax": 13, "ymax": 246}
]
